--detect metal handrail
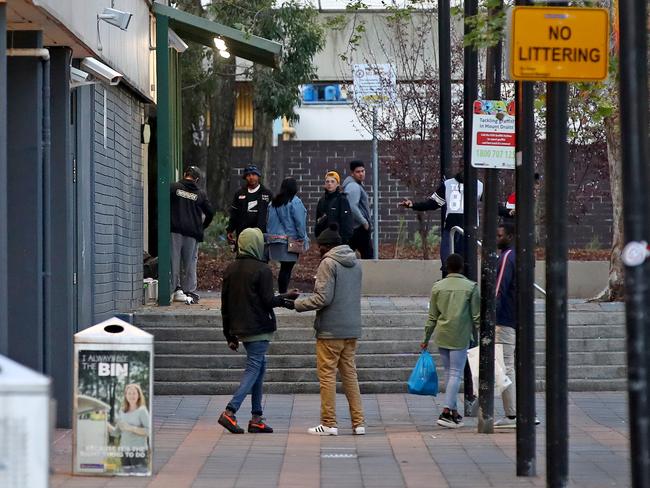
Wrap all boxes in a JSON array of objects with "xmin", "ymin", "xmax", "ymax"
[{"xmin": 448, "ymin": 225, "xmax": 547, "ymax": 296}]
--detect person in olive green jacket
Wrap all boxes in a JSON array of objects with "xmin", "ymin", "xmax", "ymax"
[{"xmin": 420, "ymin": 253, "xmax": 480, "ymax": 428}]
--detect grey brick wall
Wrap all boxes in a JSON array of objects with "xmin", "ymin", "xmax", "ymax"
[
  {"xmin": 92, "ymin": 84, "xmax": 144, "ymax": 321},
  {"xmin": 230, "ymin": 140, "xmax": 613, "ymax": 249}
]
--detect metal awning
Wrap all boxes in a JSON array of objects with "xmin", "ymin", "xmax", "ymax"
[
  {"xmin": 152, "ymin": 3, "xmax": 281, "ymax": 67},
  {"xmin": 154, "ymin": 4, "xmax": 282, "ymax": 305}
]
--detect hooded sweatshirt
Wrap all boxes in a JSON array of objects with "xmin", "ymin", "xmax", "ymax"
[
  {"xmin": 342, "ymin": 175, "xmax": 371, "ymax": 229},
  {"xmin": 170, "ymin": 179, "xmax": 214, "ymax": 241},
  {"xmin": 221, "ymin": 228, "xmax": 284, "ymax": 342},
  {"xmin": 294, "ymin": 245, "xmax": 362, "ymax": 339}
]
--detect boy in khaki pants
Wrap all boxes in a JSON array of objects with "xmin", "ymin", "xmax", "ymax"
[{"xmin": 291, "ymin": 224, "xmax": 365, "ymax": 435}]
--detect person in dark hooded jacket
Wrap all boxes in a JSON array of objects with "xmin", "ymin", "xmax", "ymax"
[
  {"xmin": 218, "ymin": 228, "xmax": 297, "ymax": 435},
  {"xmin": 170, "ymin": 166, "xmax": 214, "ymax": 304},
  {"xmin": 314, "ymin": 171, "xmax": 353, "ymax": 244}
]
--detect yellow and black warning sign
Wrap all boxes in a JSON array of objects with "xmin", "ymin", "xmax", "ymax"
[{"xmin": 509, "ymin": 7, "xmax": 609, "ymax": 82}]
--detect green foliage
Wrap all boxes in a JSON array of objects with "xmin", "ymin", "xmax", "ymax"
[
  {"xmin": 412, "ymin": 226, "xmax": 441, "ymax": 250},
  {"xmin": 199, "ymin": 212, "xmax": 230, "ymax": 251},
  {"xmin": 585, "ymin": 235, "xmax": 602, "ymax": 251}
]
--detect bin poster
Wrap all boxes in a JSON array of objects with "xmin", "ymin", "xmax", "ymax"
[
  {"xmin": 74, "ymin": 349, "xmax": 152, "ymax": 476},
  {"xmin": 471, "ymin": 99, "xmax": 516, "ymax": 170}
]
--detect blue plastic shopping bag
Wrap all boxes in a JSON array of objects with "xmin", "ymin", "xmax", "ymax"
[{"xmin": 407, "ymin": 350, "xmax": 439, "ymax": 396}]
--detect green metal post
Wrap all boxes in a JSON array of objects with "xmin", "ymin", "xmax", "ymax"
[{"xmin": 156, "ymin": 14, "xmax": 171, "ymax": 305}]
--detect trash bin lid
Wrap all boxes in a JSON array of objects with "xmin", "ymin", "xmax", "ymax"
[
  {"xmin": 74, "ymin": 317, "xmax": 153, "ymax": 345},
  {"xmin": 0, "ymin": 355, "xmax": 50, "ymax": 394},
  {"xmin": 77, "ymin": 394, "xmax": 110, "ymax": 413}
]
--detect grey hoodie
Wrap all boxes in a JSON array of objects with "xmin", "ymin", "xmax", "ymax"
[
  {"xmin": 294, "ymin": 245, "xmax": 362, "ymax": 339},
  {"xmin": 342, "ymin": 175, "xmax": 371, "ymax": 229}
]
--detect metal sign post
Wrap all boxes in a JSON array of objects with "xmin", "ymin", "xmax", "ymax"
[
  {"xmin": 477, "ymin": 0, "xmax": 503, "ymax": 435},
  {"xmin": 353, "ymin": 64, "xmax": 395, "ymax": 261},
  {"xmin": 514, "ymin": 0, "xmax": 537, "ymax": 473},
  {"xmin": 618, "ymin": 0, "xmax": 650, "ymax": 484}
]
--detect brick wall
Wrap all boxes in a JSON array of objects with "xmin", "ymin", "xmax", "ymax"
[
  {"xmin": 230, "ymin": 140, "xmax": 613, "ymax": 249},
  {"xmin": 92, "ymin": 84, "xmax": 145, "ymax": 321}
]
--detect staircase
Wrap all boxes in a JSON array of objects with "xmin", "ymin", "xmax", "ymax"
[{"xmin": 132, "ymin": 301, "xmax": 627, "ymax": 395}]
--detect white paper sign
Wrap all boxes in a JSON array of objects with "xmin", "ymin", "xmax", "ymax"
[
  {"xmin": 471, "ymin": 99, "xmax": 516, "ymax": 170},
  {"xmin": 352, "ymin": 64, "xmax": 396, "ymax": 105}
]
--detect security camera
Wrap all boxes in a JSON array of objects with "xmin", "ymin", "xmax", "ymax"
[
  {"xmin": 81, "ymin": 57, "xmax": 123, "ymax": 86},
  {"xmin": 98, "ymin": 7, "xmax": 132, "ymax": 31},
  {"xmin": 70, "ymin": 66, "xmax": 98, "ymax": 88}
]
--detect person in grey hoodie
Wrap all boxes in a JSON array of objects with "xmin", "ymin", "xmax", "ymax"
[
  {"xmin": 291, "ymin": 223, "xmax": 366, "ymax": 436},
  {"xmin": 342, "ymin": 160, "xmax": 373, "ymax": 259}
]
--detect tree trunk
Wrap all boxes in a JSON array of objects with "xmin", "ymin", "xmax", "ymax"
[
  {"xmin": 252, "ymin": 65, "xmax": 275, "ymax": 189},
  {"xmin": 592, "ymin": 111, "xmax": 624, "ymax": 301},
  {"xmin": 207, "ymin": 54, "xmax": 237, "ymax": 211}
]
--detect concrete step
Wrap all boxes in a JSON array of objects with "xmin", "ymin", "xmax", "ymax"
[
  {"xmin": 133, "ymin": 310, "xmax": 626, "ymax": 328},
  {"xmin": 151, "ymin": 337, "xmax": 626, "ymax": 356},
  {"xmin": 139, "ymin": 323, "xmax": 626, "ymax": 342}
]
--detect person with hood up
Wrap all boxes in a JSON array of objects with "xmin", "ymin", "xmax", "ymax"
[
  {"xmin": 218, "ymin": 228, "xmax": 298, "ymax": 434},
  {"xmin": 290, "ymin": 223, "xmax": 366, "ymax": 436},
  {"xmin": 314, "ymin": 171, "xmax": 353, "ymax": 244},
  {"xmin": 170, "ymin": 165, "xmax": 214, "ymax": 304}
]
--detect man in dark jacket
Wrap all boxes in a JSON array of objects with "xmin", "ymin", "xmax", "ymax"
[
  {"xmin": 218, "ymin": 228, "xmax": 297, "ymax": 434},
  {"xmin": 494, "ymin": 222, "xmax": 517, "ymax": 428},
  {"xmin": 170, "ymin": 166, "xmax": 214, "ymax": 304},
  {"xmin": 226, "ymin": 165, "xmax": 273, "ymax": 247},
  {"xmin": 292, "ymin": 224, "xmax": 366, "ymax": 436}
]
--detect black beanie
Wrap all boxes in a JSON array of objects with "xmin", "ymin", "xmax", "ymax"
[{"xmin": 317, "ymin": 223, "xmax": 342, "ymax": 246}]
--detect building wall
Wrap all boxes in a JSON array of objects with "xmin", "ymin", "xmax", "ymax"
[
  {"xmin": 92, "ymin": 84, "xmax": 145, "ymax": 322},
  {"xmin": 231, "ymin": 139, "xmax": 613, "ymax": 249},
  {"xmin": 33, "ymin": 0, "xmax": 155, "ymax": 98},
  {"xmin": 293, "ymin": 104, "xmax": 370, "ymax": 141}
]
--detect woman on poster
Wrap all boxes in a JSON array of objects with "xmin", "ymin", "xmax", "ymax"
[{"xmin": 108, "ymin": 383, "xmax": 150, "ymax": 473}]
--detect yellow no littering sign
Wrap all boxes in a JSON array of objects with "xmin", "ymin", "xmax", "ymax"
[{"xmin": 509, "ymin": 7, "xmax": 609, "ymax": 82}]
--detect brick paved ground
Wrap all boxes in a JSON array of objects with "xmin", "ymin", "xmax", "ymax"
[{"xmin": 51, "ymin": 392, "xmax": 630, "ymax": 488}]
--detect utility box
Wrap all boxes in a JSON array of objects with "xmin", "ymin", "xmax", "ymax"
[
  {"xmin": 0, "ymin": 355, "xmax": 51, "ymax": 488},
  {"xmin": 73, "ymin": 317, "xmax": 154, "ymax": 476}
]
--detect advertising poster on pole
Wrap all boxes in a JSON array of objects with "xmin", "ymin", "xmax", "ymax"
[
  {"xmin": 73, "ymin": 347, "xmax": 152, "ymax": 476},
  {"xmin": 471, "ymin": 100, "xmax": 516, "ymax": 170}
]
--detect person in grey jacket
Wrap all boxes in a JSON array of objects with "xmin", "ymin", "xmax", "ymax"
[
  {"xmin": 342, "ymin": 160, "xmax": 373, "ymax": 259},
  {"xmin": 292, "ymin": 223, "xmax": 365, "ymax": 436}
]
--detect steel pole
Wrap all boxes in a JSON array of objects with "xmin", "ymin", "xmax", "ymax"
[
  {"xmin": 372, "ymin": 106, "xmax": 379, "ymax": 260},
  {"xmin": 545, "ymin": 81, "xmax": 569, "ymax": 488},
  {"xmin": 477, "ymin": 0, "xmax": 502, "ymax": 434},
  {"xmin": 438, "ymin": 0, "xmax": 452, "ymax": 214},
  {"xmin": 618, "ymin": 0, "xmax": 650, "ymax": 484},
  {"xmin": 514, "ymin": 67, "xmax": 537, "ymax": 478},
  {"xmin": 463, "ymin": 0, "xmax": 478, "ymax": 281}
]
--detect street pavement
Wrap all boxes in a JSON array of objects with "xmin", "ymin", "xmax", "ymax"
[{"xmin": 51, "ymin": 391, "xmax": 630, "ymax": 488}]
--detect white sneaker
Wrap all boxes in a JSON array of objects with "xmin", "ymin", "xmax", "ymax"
[
  {"xmin": 308, "ymin": 424, "xmax": 338, "ymax": 436},
  {"xmin": 353, "ymin": 426, "xmax": 365, "ymax": 435},
  {"xmin": 172, "ymin": 289, "xmax": 189, "ymax": 303},
  {"xmin": 494, "ymin": 416, "xmax": 517, "ymax": 429}
]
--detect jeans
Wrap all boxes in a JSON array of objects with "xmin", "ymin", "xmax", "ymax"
[
  {"xmin": 227, "ymin": 340, "xmax": 269, "ymax": 416},
  {"xmin": 440, "ymin": 228, "xmax": 464, "ymax": 277},
  {"xmin": 496, "ymin": 325, "xmax": 516, "ymax": 416},
  {"xmin": 316, "ymin": 339, "xmax": 365, "ymax": 428},
  {"xmin": 171, "ymin": 233, "xmax": 198, "ymax": 293},
  {"xmin": 438, "ymin": 347, "xmax": 468, "ymax": 411}
]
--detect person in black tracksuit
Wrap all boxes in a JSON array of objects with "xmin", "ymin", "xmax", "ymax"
[
  {"xmin": 217, "ymin": 228, "xmax": 297, "ymax": 434},
  {"xmin": 170, "ymin": 166, "xmax": 214, "ymax": 303},
  {"xmin": 314, "ymin": 171, "xmax": 353, "ymax": 244},
  {"xmin": 226, "ymin": 165, "xmax": 273, "ymax": 247}
]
